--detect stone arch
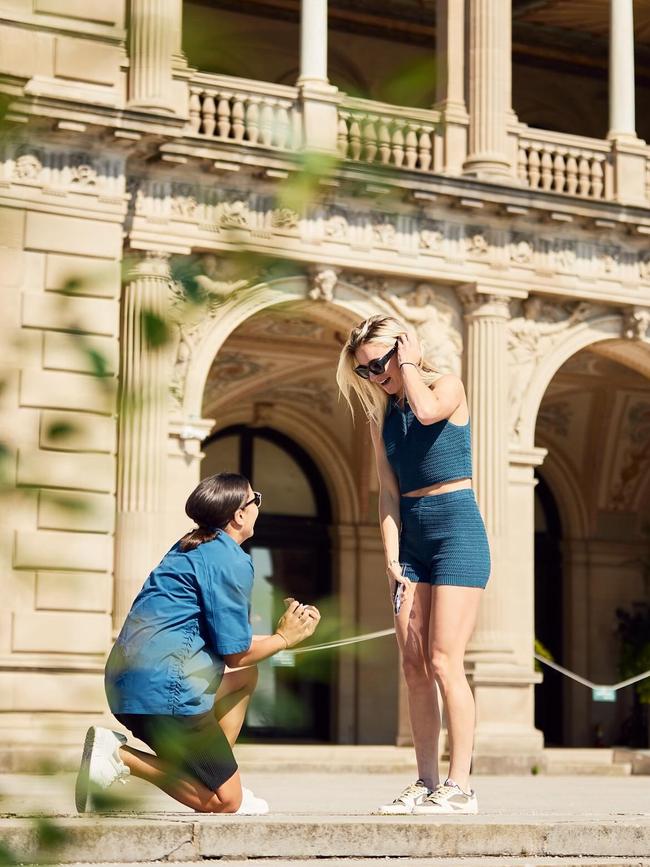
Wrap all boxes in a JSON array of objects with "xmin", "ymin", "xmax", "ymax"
[
  {"xmin": 205, "ymin": 402, "xmax": 361, "ymax": 525},
  {"xmin": 517, "ymin": 312, "xmax": 625, "ymax": 449},
  {"xmin": 182, "ymin": 274, "xmax": 393, "ymax": 420},
  {"xmin": 535, "ymin": 438, "xmax": 590, "ymax": 541}
]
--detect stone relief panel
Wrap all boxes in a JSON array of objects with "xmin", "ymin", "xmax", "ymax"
[
  {"xmin": 609, "ymin": 401, "xmax": 650, "ymax": 512},
  {"xmin": 536, "ymin": 400, "xmax": 573, "ymax": 438},
  {"xmin": 1, "ymin": 142, "xmax": 125, "ymax": 197},
  {"xmin": 131, "ymin": 180, "xmax": 650, "ymax": 288}
]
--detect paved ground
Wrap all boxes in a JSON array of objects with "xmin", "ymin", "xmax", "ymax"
[
  {"xmin": 2, "ymin": 772, "xmax": 649, "ymax": 865},
  {"xmin": 2, "ymin": 770, "xmax": 650, "ymax": 817}
]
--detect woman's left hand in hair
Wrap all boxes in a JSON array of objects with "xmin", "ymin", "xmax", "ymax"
[{"xmin": 397, "ymin": 329, "xmax": 421, "ymax": 368}]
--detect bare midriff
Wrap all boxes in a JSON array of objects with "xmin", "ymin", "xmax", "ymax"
[{"xmin": 402, "ymin": 477, "xmax": 472, "ymax": 498}]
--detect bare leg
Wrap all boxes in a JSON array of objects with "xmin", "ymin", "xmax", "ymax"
[
  {"xmin": 119, "ymin": 746, "xmax": 242, "ymax": 813},
  {"xmin": 116, "ymin": 667, "xmax": 259, "ymax": 812},
  {"xmin": 429, "ymin": 585, "xmax": 482, "ymax": 792},
  {"xmin": 394, "ymin": 582, "xmax": 441, "ymax": 789},
  {"xmin": 214, "ymin": 665, "xmax": 259, "ymax": 747}
]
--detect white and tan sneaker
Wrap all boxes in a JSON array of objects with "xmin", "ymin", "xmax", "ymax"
[
  {"xmin": 75, "ymin": 726, "xmax": 129, "ymax": 813},
  {"xmin": 412, "ymin": 779, "xmax": 478, "ymax": 815},
  {"xmin": 235, "ymin": 786, "xmax": 270, "ymax": 815},
  {"xmin": 376, "ymin": 779, "xmax": 431, "ymax": 815}
]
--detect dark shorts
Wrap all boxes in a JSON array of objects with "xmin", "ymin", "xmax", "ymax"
[
  {"xmin": 399, "ymin": 488, "xmax": 491, "ymax": 588},
  {"xmin": 116, "ymin": 710, "xmax": 238, "ymax": 792}
]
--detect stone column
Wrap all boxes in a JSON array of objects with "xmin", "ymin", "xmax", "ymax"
[
  {"xmin": 128, "ymin": 0, "xmax": 175, "ymax": 112},
  {"xmin": 607, "ymin": 0, "xmax": 647, "ymax": 204},
  {"xmin": 297, "ymin": 0, "xmax": 339, "ymax": 153},
  {"xmin": 434, "ymin": 0, "xmax": 469, "ymax": 174},
  {"xmin": 463, "ymin": 0, "xmax": 513, "ymax": 179},
  {"xmin": 458, "ymin": 286, "xmax": 543, "ymax": 766},
  {"xmin": 608, "ymin": 0, "xmax": 636, "ymax": 139},
  {"xmin": 113, "ymin": 252, "xmax": 171, "ymax": 631}
]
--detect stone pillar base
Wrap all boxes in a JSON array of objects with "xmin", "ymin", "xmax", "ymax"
[
  {"xmin": 297, "ymin": 81, "xmax": 340, "ymax": 154},
  {"xmin": 468, "ymin": 658, "xmax": 544, "ymax": 767},
  {"xmin": 607, "ymin": 135, "xmax": 649, "ymax": 206}
]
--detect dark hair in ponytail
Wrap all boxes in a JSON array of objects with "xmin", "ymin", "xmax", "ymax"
[{"xmin": 179, "ymin": 472, "xmax": 250, "ymax": 551}]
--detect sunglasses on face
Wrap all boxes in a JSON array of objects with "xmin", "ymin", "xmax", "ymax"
[
  {"xmin": 353, "ymin": 342, "xmax": 398, "ymax": 380},
  {"xmin": 242, "ymin": 491, "xmax": 262, "ymax": 509}
]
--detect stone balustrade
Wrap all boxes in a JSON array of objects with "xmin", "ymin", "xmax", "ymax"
[
  {"xmin": 337, "ymin": 97, "xmax": 440, "ymax": 171},
  {"xmin": 517, "ymin": 129, "xmax": 612, "ymax": 200},
  {"xmin": 183, "ymin": 73, "xmax": 650, "ymax": 207},
  {"xmin": 188, "ymin": 74, "xmax": 302, "ymax": 150}
]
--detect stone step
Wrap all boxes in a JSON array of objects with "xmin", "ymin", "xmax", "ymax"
[
  {"xmin": 2, "ymin": 743, "xmax": 646, "ymax": 775},
  {"xmin": 3, "ymin": 815, "xmax": 650, "ymax": 863},
  {"xmin": 41, "ymin": 860, "xmax": 650, "ymax": 867}
]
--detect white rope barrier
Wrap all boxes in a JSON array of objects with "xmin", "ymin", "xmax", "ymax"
[{"xmin": 280, "ymin": 629, "xmax": 650, "ymax": 699}]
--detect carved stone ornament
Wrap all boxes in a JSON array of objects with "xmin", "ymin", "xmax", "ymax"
[
  {"xmin": 70, "ymin": 161, "xmax": 98, "ymax": 186},
  {"xmin": 622, "ymin": 306, "xmax": 650, "ymax": 342},
  {"xmin": 507, "ymin": 297, "xmax": 602, "ymax": 442},
  {"xmin": 168, "ymin": 256, "xmax": 250, "ymax": 409},
  {"xmin": 13, "ymin": 152, "xmax": 42, "ymax": 181},
  {"xmin": 270, "ymin": 208, "xmax": 299, "ymax": 229},
  {"xmin": 308, "ymin": 267, "xmax": 339, "ymax": 302}
]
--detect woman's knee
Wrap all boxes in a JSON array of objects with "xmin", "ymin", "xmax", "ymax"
[
  {"xmin": 430, "ymin": 648, "xmax": 463, "ymax": 687},
  {"xmin": 401, "ymin": 650, "xmax": 433, "ymax": 687}
]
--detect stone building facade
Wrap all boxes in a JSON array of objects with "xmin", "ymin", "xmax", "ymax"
[{"xmin": 1, "ymin": 0, "xmax": 649, "ymax": 767}]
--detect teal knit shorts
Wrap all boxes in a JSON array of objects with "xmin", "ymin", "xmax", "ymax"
[{"xmin": 399, "ymin": 489, "xmax": 491, "ymax": 588}]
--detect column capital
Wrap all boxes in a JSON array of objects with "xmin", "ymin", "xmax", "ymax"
[
  {"xmin": 126, "ymin": 250, "xmax": 172, "ymax": 282},
  {"xmin": 457, "ymin": 284, "xmax": 512, "ymax": 318}
]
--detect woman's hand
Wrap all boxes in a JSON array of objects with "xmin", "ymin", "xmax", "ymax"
[
  {"xmin": 275, "ymin": 599, "xmax": 321, "ymax": 648},
  {"xmin": 387, "ymin": 562, "xmax": 410, "ymax": 591},
  {"xmin": 396, "ymin": 330, "xmax": 421, "ymax": 369}
]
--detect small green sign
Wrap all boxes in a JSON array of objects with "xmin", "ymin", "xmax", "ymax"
[{"xmin": 592, "ymin": 687, "xmax": 616, "ymax": 703}]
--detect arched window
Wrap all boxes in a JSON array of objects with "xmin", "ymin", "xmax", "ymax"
[{"xmin": 202, "ymin": 426, "xmax": 333, "ymax": 741}]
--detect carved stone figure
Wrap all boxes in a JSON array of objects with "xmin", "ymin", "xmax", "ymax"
[
  {"xmin": 507, "ymin": 297, "xmax": 596, "ymax": 440},
  {"xmin": 309, "ymin": 268, "xmax": 339, "ymax": 302},
  {"xmin": 379, "ymin": 283, "xmax": 463, "ymax": 375},
  {"xmin": 622, "ymin": 306, "xmax": 650, "ymax": 342}
]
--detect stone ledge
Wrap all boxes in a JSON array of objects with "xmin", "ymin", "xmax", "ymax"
[{"xmin": 3, "ymin": 815, "xmax": 650, "ymax": 862}]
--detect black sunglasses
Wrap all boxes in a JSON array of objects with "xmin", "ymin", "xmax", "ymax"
[
  {"xmin": 242, "ymin": 491, "xmax": 262, "ymax": 509},
  {"xmin": 354, "ymin": 342, "xmax": 398, "ymax": 380}
]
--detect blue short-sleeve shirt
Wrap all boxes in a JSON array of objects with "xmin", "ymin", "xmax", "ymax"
[{"xmin": 105, "ymin": 531, "xmax": 254, "ymax": 716}]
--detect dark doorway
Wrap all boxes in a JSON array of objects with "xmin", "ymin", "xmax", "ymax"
[
  {"xmin": 202, "ymin": 425, "xmax": 333, "ymax": 742},
  {"xmin": 534, "ymin": 472, "xmax": 565, "ymax": 745}
]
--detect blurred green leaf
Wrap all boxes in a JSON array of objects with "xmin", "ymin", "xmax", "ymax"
[
  {"xmin": 0, "ymin": 842, "xmax": 18, "ymax": 866},
  {"xmin": 45, "ymin": 421, "xmax": 78, "ymax": 441},
  {"xmin": 34, "ymin": 816, "xmax": 67, "ymax": 851},
  {"xmin": 141, "ymin": 310, "xmax": 171, "ymax": 349}
]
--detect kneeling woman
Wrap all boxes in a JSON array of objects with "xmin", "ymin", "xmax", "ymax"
[
  {"xmin": 337, "ymin": 316, "xmax": 490, "ymax": 815},
  {"xmin": 76, "ymin": 472, "xmax": 320, "ymax": 814}
]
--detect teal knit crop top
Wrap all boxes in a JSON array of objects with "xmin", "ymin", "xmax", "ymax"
[{"xmin": 382, "ymin": 398, "xmax": 472, "ymax": 492}]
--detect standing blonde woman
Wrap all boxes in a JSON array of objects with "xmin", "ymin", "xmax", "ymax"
[{"xmin": 336, "ymin": 315, "xmax": 490, "ymax": 815}]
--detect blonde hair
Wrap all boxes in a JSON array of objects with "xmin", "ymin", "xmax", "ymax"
[{"xmin": 336, "ymin": 314, "xmax": 438, "ymax": 428}]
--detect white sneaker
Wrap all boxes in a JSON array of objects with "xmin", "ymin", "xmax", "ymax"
[
  {"xmin": 235, "ymin": 786, "xmax": 269, "ymax": 815},
  {"xmin": 376, "ymin": 779, "xmax": 431, "ymax": 815},
  {"xmin": 75, "ymin": 726, "xmax": 129, "ymax": 813},
  {"xmin": 412, "ymin": 780, "xmax": 478, "ymax": 815}
]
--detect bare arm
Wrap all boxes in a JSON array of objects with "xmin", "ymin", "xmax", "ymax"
[
  {"xmin": 397, "ymin": 331, "xmax": 465, "ymax": 425},
  {"xmin": 224, "ymin": 601, "xmax": 321, "ymax": 668},
  {"xmin": 369, "ymin": 420, "xmax": 409, "ymax": 588},
  {"xmin": 223, "ymin": 634, "xmax": 288, "ymax": 669},
  {"xmin": 401, "ymin": 369, "xmax": 465, "ymax": 425}
]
